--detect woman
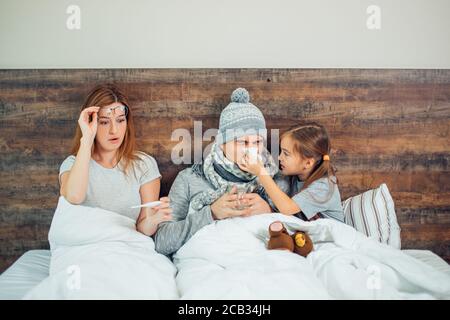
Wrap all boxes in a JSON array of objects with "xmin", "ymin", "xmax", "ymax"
[{"xmin": 59, "ymin": 83, "xmax": 171, "ymax": 236}]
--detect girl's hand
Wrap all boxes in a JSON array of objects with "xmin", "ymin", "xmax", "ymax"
[
  {"xmin": 78, "ymin": 106, "xmax": 100, "ymax": 145},
  {"xmin": 238, "ymin": 154, "xmax": 266, "ymax": 176}
]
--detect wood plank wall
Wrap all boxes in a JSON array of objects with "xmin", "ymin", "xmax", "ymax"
[{"xmin": 0, "ymin": 69, "xmax": 449, "ymax": 272}]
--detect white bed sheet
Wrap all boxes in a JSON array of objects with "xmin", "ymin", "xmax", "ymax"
[
  {"xmin": 0, "ymin": 249, "xmax": 448, "ymax": 299},
  {"xmin": 0, "ymin": 250, "xmax": 51, "ymax": 300},
  {"xmin": 402, "ymin": 249, "xmax": 450, "ymax": 277}
]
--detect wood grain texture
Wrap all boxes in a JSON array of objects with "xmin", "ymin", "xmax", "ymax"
[{"xmin": 0, "ymin": 69, "xmax": 449, "ymax": 272}]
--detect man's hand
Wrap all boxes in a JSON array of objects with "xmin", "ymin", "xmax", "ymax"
[
  {"xmin": 211, "ymin": 186, "xmax": 251, "ymax": 220},
  {"xmin": 241, "ymin": 193, "xmax": 272, "ymax": 216}
]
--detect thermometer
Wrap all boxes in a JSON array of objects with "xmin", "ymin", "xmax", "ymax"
[{"xmin": 130, "ymin": 200, "xmax": 162, "ymax": 209}]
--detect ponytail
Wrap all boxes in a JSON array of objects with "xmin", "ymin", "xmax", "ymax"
[{"xmin": 302, "ymin": 154, "xmax": 336, "ymax": 191}]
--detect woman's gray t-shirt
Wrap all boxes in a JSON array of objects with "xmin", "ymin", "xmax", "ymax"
[{"xmin": 59, "ymin": 152, "xmax": 161, "ymax": 221}]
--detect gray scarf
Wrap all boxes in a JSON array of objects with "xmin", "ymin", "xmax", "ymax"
[{"xmin": 190, "ymin": 142, "xmax": 279, "ymax": 210}]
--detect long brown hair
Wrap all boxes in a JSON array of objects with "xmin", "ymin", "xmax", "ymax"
[
  {"xmin": 281, "ymin": 122, "xmax": 337, "ymax": 197},
  {"xmin": 70, "ymin": 83, "xmax": 139, "ymax": 175}
]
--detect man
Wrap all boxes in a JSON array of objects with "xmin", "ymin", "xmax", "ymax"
[{"xmin": 154, "ymin": 88, "xmax": 281, "ymax": 256}]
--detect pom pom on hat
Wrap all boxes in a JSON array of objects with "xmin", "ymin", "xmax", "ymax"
[
  {"xmin": 216, "ymin": 87, "xmax": 265, "ymax": 144},
  {"xmin": 231, "ymin": 88, "xmax": 250, "ymax": 103}
]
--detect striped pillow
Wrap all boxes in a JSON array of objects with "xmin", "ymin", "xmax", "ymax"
[{"xmin": 342, "ymin": 183, "xmax": 401, "ymax": 249}]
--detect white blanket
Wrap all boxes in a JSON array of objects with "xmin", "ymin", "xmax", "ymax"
[
  {"xmin": 173, "ymin": 213, "xmax": 450, "ymax": 300},
  {"xmin": 24, "ymin": 197, "xmax": 179, "ymax": 299}
]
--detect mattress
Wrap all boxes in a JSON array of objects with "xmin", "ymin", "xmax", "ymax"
[{"xmin": 0, "ymin": 249, "xmax": 448, "ymax": 299}]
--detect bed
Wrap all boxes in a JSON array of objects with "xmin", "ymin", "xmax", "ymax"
[
  {"xmin": 0, "ymin": 185, "xmax": 450, "ymax": 299},
  {"xmin": 1, "ymin": 248, "xmax": 449, "ymax": 300}
]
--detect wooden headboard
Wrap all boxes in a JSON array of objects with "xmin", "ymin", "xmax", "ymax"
[{"xmin": 1, "ymin": 69, "xmax": 449, "ymax": 272}]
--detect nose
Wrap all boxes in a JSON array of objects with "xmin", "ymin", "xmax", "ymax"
[{"xmin": 109, "ymin": 120, "xmax": 118, "ymax": 134}]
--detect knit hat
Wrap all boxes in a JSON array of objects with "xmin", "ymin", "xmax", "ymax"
[{"xmin": 216, "ymin": 88, "xmax": 266, "ymax": 144}]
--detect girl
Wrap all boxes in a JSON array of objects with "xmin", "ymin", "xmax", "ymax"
[
  {"xmin": 59, "ymin": 83, "xmax": 172, "ymax": 236},
  {"xmin": 239, "ymin": 122, "xmax": 344, "ymax": 222}
]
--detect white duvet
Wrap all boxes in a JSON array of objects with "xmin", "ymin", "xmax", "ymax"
[
  {"xmin": 24, "ymin": 197, "xmax": 179, "ymax": 299},
  {"xmin": 173, "ymin": 213, "xmax": 450, "ymax": 300}
]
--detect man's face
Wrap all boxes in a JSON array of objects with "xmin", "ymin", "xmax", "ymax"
[{"xmin": 220, "ymin": 135, "xmax": 264, "ymax": 164}]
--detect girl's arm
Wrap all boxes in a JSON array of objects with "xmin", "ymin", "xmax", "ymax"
[
  {"xmin": 257, "ymin": 168, "xmax": 301, "ymax": 215},
  {"xmin": 239, "ymin": 157, "xmax": 301, "ymax": 215},
  {"xmin": 136, "ymin": 178, "xmax": 172, "ymax": 236},
  {"xmin": 60, "ymin": 106, "xmax": 99, "ymax": 204}
]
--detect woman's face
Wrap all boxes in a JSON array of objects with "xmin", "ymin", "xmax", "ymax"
[
  {"xmin": 220, "ymin": 135, "xmax": 264, "ymax": 164},
  {"xmin": 95, "ymin": 102, "xmax": 128, "ymax": 152}
]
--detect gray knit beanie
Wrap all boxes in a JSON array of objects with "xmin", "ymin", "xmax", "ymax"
[{"xmin": 216, "ymin": 88, "xmax": 266, "ymax": 145}]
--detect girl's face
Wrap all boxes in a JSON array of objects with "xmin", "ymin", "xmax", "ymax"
[
  {"xmin": 279, "ymin": 135, "xmax": 316, "ymax": 180},
  {"xmin": 95, "ymin": 102, "xmax": 128, "ymax": 152},
  {"xmin": 220, "ymin": 134, "xmax": 264, "ymax": 164}
]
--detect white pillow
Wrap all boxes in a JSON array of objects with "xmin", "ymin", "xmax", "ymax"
[{"xmin": 342, "ymin": 183, "xmax": 401, "ymax": 249}]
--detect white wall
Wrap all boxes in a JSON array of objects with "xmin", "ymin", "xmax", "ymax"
[{"xmin": 1, "ymin": 0, "xmax": 449, "ymax": 69}]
